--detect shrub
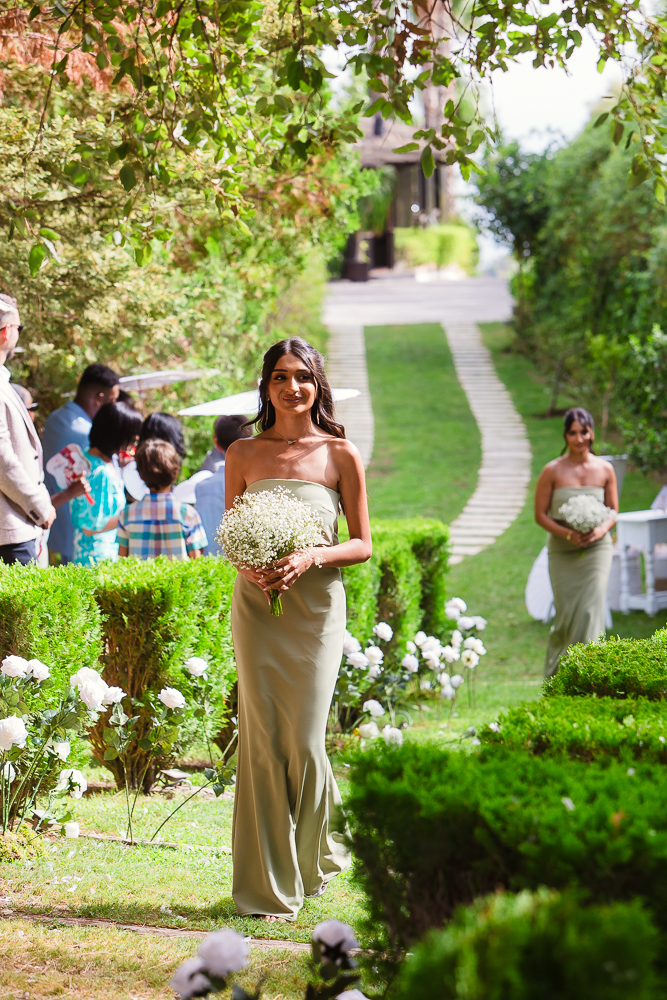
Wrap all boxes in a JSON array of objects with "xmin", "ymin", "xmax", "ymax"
[
  {"xmin": 341, "ymin": 559, "xmax": 380, "ymax": 642},
  {"xmin": 0, "ymin": 565, "xmax": 102, "ymax": 699},
  {"xmin": 402, "ymin": 518, "xmax": 449, "ymax": 637},
  {"xmin": 480, "ymin": 695, "xmax": 667, "ymax": 762},
  {"xmin": 546, "ymin": 631, "xmax": 667, "ymax": 699},
  {"xmin": 393, "ymin": 224, "xmax": 478, "ymax": 274},
  {"xmin": 91, "ymin": 558, "xmax": 236, "ymax": 790},
  {"xmin": 370, "ymin": 523, "xmax": 423, "ymax": 666},
  {"xmin": 396, "ymin": 890, "xmax": 660, "ymax": 1000},
  {"xmin": 345, "ymin": 741, "xmax": 667, "ymax": 949}
]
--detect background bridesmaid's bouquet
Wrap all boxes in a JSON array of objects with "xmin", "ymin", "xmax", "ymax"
[
  {"xmin": 557, "ymin": 494, "xmax": 614, "ymax": 535},
  {"xmin": 218, "ymin": 486, "xmax": 325, "ymax": 616}
]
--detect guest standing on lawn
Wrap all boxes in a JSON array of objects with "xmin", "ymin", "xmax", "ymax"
[
  {"xmin": 70, "ymin": 401, "xmax": 142, "ymax": 566},
  {"xmin": 535, "ymin": 407, "xmax": 618, "ymax": 677},
  {"xmin": 225, "ymin": 336, "xmax": 372, "ymax": 921},
  {"xmin": 195, "ymin": 415, "xmax": 252, "ymax": 556},
  {"xmin": 117, "ymin": 440, "xmax": 207, "ymax": 560}
]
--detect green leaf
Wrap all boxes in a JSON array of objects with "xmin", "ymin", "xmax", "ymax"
[
  {"xmin": 611, "ymin": 120, "xmax": 624, "ymax": 146},
  {"xmin": 96, "ymin": 51, "xmax": 108, "ymax": 70},
  {"xmin": 28, "ymin": 5, "xmax": 41, "ymax": 20},
  {"xmin": 655, "ymin": 180, "xmax": 665, "ymax": 204},
  {"xmin": 421, "ymin": 144, "xmax": 435, "ymax": 178},
  {"xmin": 41, "ymin": 237, "xmax": 62, "ymax": 263},
  {"xmin": 134, "ymin": 243, "xmax": 152, "ymax": 266},
  {"xmin": 274, "ymin": 94, "xmax": 292, "ymax": 112},
  {"xmin": 28, "ymin": 243, "xmax": 47, "ymax": 276},
  {"xmin": 103, "ymin": 747, "xmax": 119, "ymax": 760},
  {"xmin": 14, "ymin": 217, "xmax": 28, "ymax": 239},
  {"xmin": 119, "ymin": 164, "xmax": 137, "ymax": 191},
  {"xmin": 138, "ymin": 738, "xmax": 152, "ymax": 751},
  {"xmin": 39, "ymin": 227, "xmax": 60, "ymax": 241},
  {"xmin": 392, "ymin": 142, "xmax": 419, "ymax": 153}
]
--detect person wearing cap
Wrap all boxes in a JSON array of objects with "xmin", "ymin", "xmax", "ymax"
[
  {"xmin": 0, "ymin": 295, "xmax": 56, "ymax": 564},
  {"xmin": 43, "ymin": 363, "xmax": 120, "ymax": 564}
]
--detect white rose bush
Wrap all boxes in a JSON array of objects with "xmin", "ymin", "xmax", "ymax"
[{"xmin": 0, "ymin": 655, "xmax": 106, "ymax": 834}]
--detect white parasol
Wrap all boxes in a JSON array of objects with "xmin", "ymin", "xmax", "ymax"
[
  {"xmin": 178, "ymin": 387, "xmax": 360, "ymax": 417},
  {"xmin": 119, "ymin": 368, "xmax": 220, "ymax": 396}
]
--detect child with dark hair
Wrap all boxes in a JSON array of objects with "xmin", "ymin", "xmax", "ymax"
[
  {"xmin": 70, "ymin": 401, "xmax": 142, "ymax": 566},
  {"xmin": 117, "ymin": 440, "xmax": 207, "ymax": 561}
]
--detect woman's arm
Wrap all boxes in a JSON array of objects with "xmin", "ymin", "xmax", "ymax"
[
  {"xmin": 51, "ymin": 476, "xmax": 90, "ymax": 509},
  {"xmin": 81, "ymin": 515, "xmax": 119, "ymax": 537},
  {"xmin": 534, "ymin": 465, "xmax": 585, "ymax": 546}
]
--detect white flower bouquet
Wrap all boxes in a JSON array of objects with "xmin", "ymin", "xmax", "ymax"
[
  {"xmin": 217, "ymin": 486, "xmax": 325, "ymax": 616},
  {"xmin": 557, "ymin": 494, "xmax": 614, "ymax": 534}
]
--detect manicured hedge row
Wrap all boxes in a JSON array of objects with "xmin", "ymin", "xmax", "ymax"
[
  {"xmin": 396, "ymin": 890, "xmax": 659, "ymax": 1000},
  {"xmin": 480, "ymin": 695, "xmax": 667, "ymax": 763},
  {"xmin": 345, "ymin": 741, "xmax": 667, "ymax": 949},
  {"xmin": 547, "ymin": 630, "xmax": 667, "ymax": 700}
]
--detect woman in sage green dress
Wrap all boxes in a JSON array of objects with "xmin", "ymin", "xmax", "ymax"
[
  {"xmin": 535, "ymin": 407, "xmax": 618, "ymax": 677},
  {"xmin": 224, "ymin": 337, "xmax": 372, "ymax": 921}
]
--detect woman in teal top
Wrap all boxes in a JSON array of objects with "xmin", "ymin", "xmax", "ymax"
[
  {"xmin": 70, "ymin": 401, "xmax": 142, "ymax": 566},
  {"xmin": 534, "ymin": 407, "xmax": 618, "ymax": 676}
]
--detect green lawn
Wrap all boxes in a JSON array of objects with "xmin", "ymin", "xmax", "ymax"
[{"xmin": 364, "ymin": 323, "xmax": 481, "ymax": 524}]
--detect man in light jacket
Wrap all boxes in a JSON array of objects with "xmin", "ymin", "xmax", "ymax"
[{"xmin": 0, "ymin": 295, "xmax": 55, "ymax": 564}]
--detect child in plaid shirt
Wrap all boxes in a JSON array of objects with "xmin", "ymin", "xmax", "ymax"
[{"xmin": 117, "ymin": 440, "xmax": 207, "ymax": 560}]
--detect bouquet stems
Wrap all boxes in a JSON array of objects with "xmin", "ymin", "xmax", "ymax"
[{"xmin": 269, "ymin": 589, "xmax": 284, "ymax": 616}]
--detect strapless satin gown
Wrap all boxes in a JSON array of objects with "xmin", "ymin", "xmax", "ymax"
[{"xmin": 230, "ymin": 479, "xmax": 351, "ymax": 919}]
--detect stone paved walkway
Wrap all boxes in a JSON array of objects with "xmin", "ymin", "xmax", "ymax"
[{"xmin": 323, "ymin": 276, "xmax": 531, "ymax": 562}]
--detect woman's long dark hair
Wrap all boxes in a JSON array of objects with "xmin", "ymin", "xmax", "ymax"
[
  {"xmin": 251, "ymin": 338, "xmax": 345, "ymax": 439},
  {"xmin": 89, "ymin": 401, "xmax": 142, "ymax": 457},
  {"xmin": 560, "ymin": 407, "xmax": 596, "ymax": 455}
]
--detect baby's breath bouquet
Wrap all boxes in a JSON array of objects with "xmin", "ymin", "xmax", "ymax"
[
  {"xmin": 557, "ymin": 494, "xmax": 614, "ymax": 534},
  {"xmin": 217, "ymin": 486, "xmax": 325, "ymax": 616}
]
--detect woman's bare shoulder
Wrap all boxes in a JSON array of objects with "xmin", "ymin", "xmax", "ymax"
[
  {"xmin": 225, "ymin": 435, "xmax": 260, "ymax": 458},
  {"xmin": 539, "ymin": 457, "xmax": 564, "ymax": 478},
  {"xmin": 328, "ymin": 437, "xmax": 362, "ymax": 466}
]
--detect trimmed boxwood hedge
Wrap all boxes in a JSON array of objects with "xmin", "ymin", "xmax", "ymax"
[
  {"xmin": 345, "ymin": 741, "xmax": 667, "ymax": 949},
  {"xmin": 480, "ymin": 695, "xmax": 667, "ymax": 763},
  {"xmin": 547, "ymin": 631, "xmax": 667, "ymax": 700},
  {"xmin": 396, "ymin": 890, "xmax": 660, "ymax": 1000}
]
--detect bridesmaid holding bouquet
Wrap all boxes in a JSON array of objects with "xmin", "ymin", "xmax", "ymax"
[
  {"xmin": 534, "ymin": 407, "xmax": 618, "ymax": 677},
  {"xmin": 224, "ymin": 337, "xmax": 372, "ymax": 921}
]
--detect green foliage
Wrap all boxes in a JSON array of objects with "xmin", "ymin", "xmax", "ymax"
[
  {"xmin": 371, "ymin": 524, "xmax": 423, "ymax": 665},
  {"xmin": 341, "ymin": 559, "xmax": 380, "ymax": 644},
  {"xmin": 401, "ymin": 519, "xmax": 450, "ymax": 637},
  {"xmin": 545, "ymin": 630, "xmax": 667, "ymax": 700},
  {"xmin": 393, "ymin": 224, "xmax": 478, "ymax": 274},
  {"xmin": 0, "ymin": 565, "xmax": 102, "ymax": 700},
  {"xmin": 480, "ymin": 695, "xmax": 667, "ymax": 762},
  {"xmin": 396, "ymin": 890, "xmax": 660, "ymax": 1000},
  {"xmin": 345, "ymin": 741, "xmax": 667, "ymax": 949}
]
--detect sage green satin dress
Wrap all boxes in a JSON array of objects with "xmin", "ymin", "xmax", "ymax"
[
  {"xmin": 545, "ymin": 485, "xmax": 613, "ymax": 677},
  {"xmin": 231, "ymin": 479, "xmax": 351, "ymax": 919}
]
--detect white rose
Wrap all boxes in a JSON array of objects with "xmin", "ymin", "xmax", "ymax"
[
  {"xmin": 1, "ymin": 655, "xmax": 29, "ymax": 678},
  {"xmin": 451, "ymin": 630, "xmax": 463, "ymax": 649},
  {"xmin": 158, "ymin": 687, "xmax": 186, "ymax": 710},
  {"xmin": 347, "ymin": 651, "xmax": 370, "ymax": 670},
  {"xmin": 383, "ymin": 725, "xmax": 403, "ymax": 747},
  {"xmin": 51, "ymin": 740, "xmax": 71, "ymax": 761},
  {"xmin": 70, "ymin": 667, "xmax": 104, "ymax": 688},
  {"xmin": 64, "ymin": 822, "xmax": 80, "ymax": 839},
  {"xmin": 27, "ymin": 659, "xmax": 50, "ymax": 681},
  {"xmin": 488, "ymin": 722, "xmax": 500, "ymax": 732},
  {"xmin": 343, "ymin": 630, "xmax": 362, "ymax": 656},
  {"xmin": 368, "ymin": 664, "xmax": 383, "ymax": 679},
  {"xmin": 337, "ymin": 992, "xmax": 369, "ymax": 1000},
  {"xmin": 78, "ymin": 678, "xmax": 109, "ymax": 712},
  {"xmin": 440, "ymin": 683, "xmax": 455, "ymax": 700},
  {"xmin": 419, "ymin": 679, "xmax": 432, "ymax": 691},
  {"xmin": 102, "ymin": 686, "xmax": 125, "ymax": 705},
  {"xmin": 0, "ymin": 715, "xmax": 28, "ymax": 750},
  {"xmin": 197, "ymin": 928, "xmax": 250, "ymax": 979},
  {"xmin": 402, "ymin": 654, "xmax": 419, "ymax": 673},
  {"xmin": 446, "ymin": 597, "xmax": 467, "ymax": 613},
  {"xmin": 420, "ymin": 636, "xmax": 440, "ymax": 655},
  {"xmin": 444, "ymin": 603, "xmax": 461, "ymax": 620},
  {"xmin": 313, "ymin": 919, "xmax": 359, "ymax": 956},
  {"xmin": 414, "ymin": 631, "xmax": 427, "ymax": 647},
  {"xmin": 365, "ymin": 645, "xmax": 384, "ymax": 666},
  {"xmin": 450, "ymin": 674, "xmax": 464, "ymax": 689},
  {"xmin": 441, "ymin": 645, "xmax": 460, "ymax": 663},
  {"xmin": 425, "ymin": 656, "xmax": 441, "ymax": 671},
  {"xmin": 2, "ymin": 762, "xmax": 15, "ymax": 782},
  {"xmin": 437, "ymin": 671, "xmax": 451, "ymax": 686},
  {"xmin": 363, "ymin": 699, "xmax": 385, "ymax": 718},
  {"xmin": 472, "ymin": 616, "xmax": 487, "ymax": 630},
  {"xmin": 372, "ymin": 622, "xmax": 393, "ymax": 642},
  {"xmin": 461, "ymin": 649, "xmax": 480, "ymax": 669},
  {"xmin": 185, "ymin": 657, "xmax": 208, "ymax": 677},
  {"xmin": 406, "ymin": 640, "xmax": 417, "ymax": 654},
  {"xmin": 458, "ymin": 616, "xmax": 475, "ymax": 631},
  {"xmin": 170, "ymin": 957, "xmax": 211, "ymax": 1000},
  {"xmin": 358, "ymin": 721, "xmax": 380, "ymax": 739},
  {"xmin": 56, "ymin": 768, "xmax": 87, "ymax": 799},
  {"xmin": 463, "ymin": 637, "xmax": 486, "ymax": 656}
]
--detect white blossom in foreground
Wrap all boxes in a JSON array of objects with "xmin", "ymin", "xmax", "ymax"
[
  {"xmin": 184, "ymin": 657, "xmax": 208, "ymax": 677},
  {"xmin": 402, "ymin": 653, "xmax": 419, "ymax": 673},
  {"xmin": 158, "ymin": 687, "xmax": 186, "ymax": 710},
  {"xmin": 365, "ymin": 645, "xmax": 384, "ymax": 666},
  {"xmin": 406, "ymin": 640, "xmax": 417, "ymax": 654},
  {"xmin": 347, "ymin": 651, "xmax": 369, "ymax": 670},
  {"xmin": 64, "ymin": 822, "xmax": 80, "ymax": 839},
  {"xmin": 561, "ymin": 797, "xmax": 576, "ymax": 812},
  {"xmin": 70, "ymin": 667, "xmax": 104, "ymax": 688},
  {"xmin": 458, "ymin": 616, "xmax": 475, "ymax": 631},
  {"xmin": 441, "ymin": 684, "xmax": 455, "ymax": 700},
  {"xmin": 2, "ymin": 762, "xmax": 15, "ymax": 782},
  {"xmin": 446, "ymin": 597, "xmax": 467, "ymax": 614},
  {"xmin": 313, "ymin": 919, "xmax": 359, "ymax": 959},
  {"xmin": 488, "ymin": 722, "xmax": 500, "ymax": 732},
  {"xmin": 450, "ymin": 674, "xmax": 465, "ymax": 689},
  {"xmin": 424, "ymin": 655, "xmax": 441, "ymax": 671},
  {"xmin": 51, "ymin": 740, "xmax": 71, "ymax": 761},
  {"xmin": 373, "ymin": 621, "xmax": 393, "ymax": 642},
  {"xmin": 451, "ymin": 630, "xmax": 463, "ymax": 649},
  {"xmin": 414, "ymin": 631, "xmax": 427, "ymax": 647},
  {"xmin": 472, "ymin": 616, "xmax": 488, "ymax": 631},
  {"xmin": 102, "ymin": 686, "xmax": 125, "ymax": 705},
  {"xmin": 368, "ymin": 664, "xmax": 383, "ymax": 680},
  {"xmin": 558, "ymin": 494, "xmax": 613, "ymax": 534},
  {"xmin": 343, "ymin": 630, "xmax": 362, "ymax": 656},
  {"xmin": 383, "ymin": 725, "xmax": 403, "ymax": 746},
  {"xmin": 197, "ymin": 929, "xmax": 250, "ymax": 980},
  {"xmin": 1, "ymin": 655, "xmax": 29, "ymax": 678},
  {"xmin": 56, "ymin": 768, "xmax": 88, "ymax": 799},
  {"xmin": 0, "ymin": 715, "xmax": 28, "ymax": 750},
  {"xmin": 337, "ymin": 991, "xmax": 369, "ymax": 1000},
  {"xmin": 358, "ymin": 721, "xmax": 380, "ymax": 739},
  {"xmin": 463, "ymin": 637, "xmax": 486, "ymax": 656},
  {"xmin": 26, "ymin": 659, "xmax": 50, "ymax": 681},
  {"xmin": 437, "ymin": 671, "xmax": 451, "ymax": 686},
  {"xmin": 420, "ymin": 636, "xmax": 441, "ymax": 657},
  {"xmin": 170, "ymin": 957, "xmax": 212, "ymax": 1000},
  {"xmin": 70, "ymin": 668, "xmax": 109, "ymax": 712},
  {"xmin": 420, "ymin": 679, "xmax": 432, "ymax": 691},
  {"xmin": 461, "ymin": 649, "xmax": 480, "ymax": 669},
  {"xmin": 363, "ymin": 699, "xmax": 385, "ymax": 718},
  {"xmin": 441, "ymin": 645, "xmax": 460, "ymax": 663}
]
